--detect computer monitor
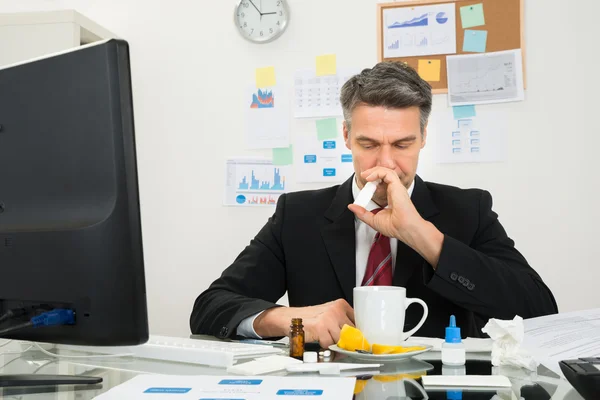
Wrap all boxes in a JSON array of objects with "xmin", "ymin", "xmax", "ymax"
[{"xmin": 0, "ymin": 39, "xmax": 148, "ymax": 385}]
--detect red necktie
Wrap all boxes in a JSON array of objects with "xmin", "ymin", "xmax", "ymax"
[{"xmin": 361, "ymin": 208, "xmax": 393, "ymax": 286}]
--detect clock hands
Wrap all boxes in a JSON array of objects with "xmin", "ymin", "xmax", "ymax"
[{"xmin": 248, "ymin": 0, "xmax": 262, "ymax": 16}]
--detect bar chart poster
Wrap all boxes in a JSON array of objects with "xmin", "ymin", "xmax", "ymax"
[{"xmin": 224, "ymin": 158, "xmax": 291, "ymax": 206}]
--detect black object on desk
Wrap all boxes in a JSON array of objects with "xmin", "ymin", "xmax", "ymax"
[
  {"xmin": 0, "ymin": 375, "xmax": 102, "ymax": 388},
  {"xmin": 0, "ymin": 38, "xmax": 148, "ymax": 387},
  {"xmin": 559, "ymin": 357, "xmax": 600, "ymax": 400}
]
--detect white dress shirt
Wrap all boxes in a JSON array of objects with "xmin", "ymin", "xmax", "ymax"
[{"xmin": 237, "ymin": 176, "xmax": 415, "ymax": 338}]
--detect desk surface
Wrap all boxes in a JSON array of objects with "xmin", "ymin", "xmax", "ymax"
[{"xmin": 0, "ymin": 339, "xmax": 586, "ymax": 399}]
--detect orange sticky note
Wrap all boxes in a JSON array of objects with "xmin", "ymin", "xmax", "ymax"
[
  {"xmin": 418, "ymin": 60, "xmax": 441, "ymax": 82},
  {"xmin": 316, "ymin": 54, "xmax": 337, "ymax": 76},
  {"xmin": 255, "ymin": 66, "xmax": 276, "ymax": 88}
]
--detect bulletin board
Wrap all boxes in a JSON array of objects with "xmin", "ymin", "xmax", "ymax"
[{"xmin": 377, "ymin": 0, "xmax": 525, "ymax": 94}]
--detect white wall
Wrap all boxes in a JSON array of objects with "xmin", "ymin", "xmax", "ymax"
[{"xmin": 1, "ymin": 0, "xmax": 599, "ymax": 337}]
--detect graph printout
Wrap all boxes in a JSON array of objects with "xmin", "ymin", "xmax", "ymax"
[
  {"xmin": 447, "ymin": 50, "xmax": 525, "ymax": 106},
  {"xmin": 383, "ymin": 3, "xmax": 457, "ymax": 58},
  {"xmin": 224, "ymin": 158, "xmax": 290, "ymax": 206}
]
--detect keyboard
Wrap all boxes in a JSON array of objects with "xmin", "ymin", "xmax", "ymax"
[{"xmin": 56, "ymin": 335, "xmax": 284, "ymax": 368}]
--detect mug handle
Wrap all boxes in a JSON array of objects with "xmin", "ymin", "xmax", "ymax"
[
  {"xmin": 402, "ymin": 378, "xmax": 428, "ymax": 398},
  {"xmin": 402, "ymin": 298, "xmax": 429, "ymax": 340}
]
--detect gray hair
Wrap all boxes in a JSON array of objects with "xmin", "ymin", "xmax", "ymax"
[{"xmin": 340, "ymin": 62, "xmax": 432, "ymax": 136}]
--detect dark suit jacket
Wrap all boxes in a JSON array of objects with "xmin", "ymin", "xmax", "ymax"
[{"xmin": 190, "ymin": 175, "xmax": 557, "ymax": 339}]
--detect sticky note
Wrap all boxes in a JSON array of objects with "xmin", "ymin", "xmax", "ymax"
[
  {"xmin": 316, "ymin": 118, "xmax": 338, "ymax": 140},
  {"xmin": 255, "ymin": 66, "xmax": 276, "ymax": 88},
  {"xmin": 272, "ymin": 146, "xmax": 293, "ymax": 165},
  {"xmin": 316, "ymin": 54, "xmax": 337, "ymax": 76},
  {"xmin": 463, "ymin": 30, "xmax": 488, "ymax": 52},
  {"xmin": 417, "ymin": 60, "xmax": 441, "ymax": 82},
  {"xmin": 460, "ymin": 3, "xmax": 485, "ymax": 28},
  {"xmin": 453, "ymin": 105, "xmax": 477, "ymax": 120}
]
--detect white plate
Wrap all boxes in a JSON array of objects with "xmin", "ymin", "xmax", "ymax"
[{"xmin": 329, "ymin": 344, "xmax": 433, "ymax": 362}]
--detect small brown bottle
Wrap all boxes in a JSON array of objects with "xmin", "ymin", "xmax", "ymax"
[{"xmin": 289, "ymin": 318, "xmax": 305, "ymax": 360}]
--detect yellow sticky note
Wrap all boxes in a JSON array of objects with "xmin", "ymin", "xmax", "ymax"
[
  {"xmin": 255, "ymin": 67, "xmax": 276, "ymax": 88},
  {"xmin": 316, "ymin": 54, "xmax": 337, "ymax": 76},
  {"xmin": 418, "ymin": 60, "xmax": 441, "ymax": 82}
]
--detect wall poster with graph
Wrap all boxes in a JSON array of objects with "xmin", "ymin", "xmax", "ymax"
[{"xmin": 224, "ymin": 158, "xmax": 290, "ymax": 207}]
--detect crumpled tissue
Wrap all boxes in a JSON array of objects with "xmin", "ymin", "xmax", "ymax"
[{"xmin": 481, "ymin": 316, "xmax": 538, "ymax": 372}]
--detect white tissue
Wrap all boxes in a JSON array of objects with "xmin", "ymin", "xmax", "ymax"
[{"xmin": 481, "ymin": 316, "xmax": 539, "ymax": 372}]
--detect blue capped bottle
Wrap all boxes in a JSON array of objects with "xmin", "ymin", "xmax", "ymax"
[{"xmin": 441, "ymin": 315, "xmax": 466, "ymax": 365}]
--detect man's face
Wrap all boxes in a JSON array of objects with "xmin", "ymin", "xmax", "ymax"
[{"xmin": 343, "ymin": 104, "xmax": 426, "ymax": 206}]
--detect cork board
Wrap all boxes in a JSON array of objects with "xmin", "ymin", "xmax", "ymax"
[{"xmin": 377, "ymin": 0, "xmax": 525, "ymax": 94}]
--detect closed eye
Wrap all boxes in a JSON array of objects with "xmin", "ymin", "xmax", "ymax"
[{"xmin": 358, "ymin": 140, "xmax": 378, "ymax": 150}]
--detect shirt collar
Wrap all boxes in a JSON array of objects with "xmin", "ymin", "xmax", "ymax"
[{"xmin": 351, "ymin": 174, "xmax": 415, "ymax": 212}]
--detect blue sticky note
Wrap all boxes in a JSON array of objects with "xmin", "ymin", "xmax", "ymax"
[
  {"xmin": 323, "ymin": 168, "xmax": 336, "ymax": 177},
  {"xmin": 341, "ymin": 154, "xmax": 352, "ymax": 163},
  {"xmin": 460, "ymin": 3, "xmax": 485, "ymax": 28},
  {"xmin": 304, "ymin": 155, "xmax": 317, "ymax": 163},
  {"xmin": 463, "ymin": 30, "xmax": 487, "ymax": 52},
  {"xmin": 453, "ymin": 105, "xmax": 477, "ymax": 120}
]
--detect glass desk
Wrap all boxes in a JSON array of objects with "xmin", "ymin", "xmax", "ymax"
[{"xmin": 0, "ymin": 340, "xmax": 586, "ymax": 399}]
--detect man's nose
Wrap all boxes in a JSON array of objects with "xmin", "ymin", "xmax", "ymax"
[{"xmin": 377, "ymin": 146, "xmax": 395, "ymax": 169}]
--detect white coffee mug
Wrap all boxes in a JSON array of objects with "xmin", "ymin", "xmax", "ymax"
[
  {"xmin": 357, "ymin": 377, "xmax": 428, "ymax": 400},
  {"xmin": 353, "ymin": 286, "xmax": 428, "ymax": 346}
]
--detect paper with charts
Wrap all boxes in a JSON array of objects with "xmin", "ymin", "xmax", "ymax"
[
  {"xmin": 434, "ymin": 107, "xmax": 507, "ymax": 164},
  {"xmin": 246, "ymin": 85, "xmax": 290, "ymax": 149},
  {"xmin": 447, "ymin": 49, "xmax": 525, "ymax": 106},
  {"xmin": 294, "ymin": 68, "xmax": 359, "ymax": 118},
  {"xmin": 383, "ymin": 3, "xmax": 456, "ymax": 59},
  {"xmin": 224, "ymin": 158, "xmax": 290, "ymax": 206},
  {"xmin": 295, "ymin": 135, "xmax": 354, "ymax": 183},
  {"xmin": 94, "ymin": 374, "xmax": 356, "ymax": 400}
]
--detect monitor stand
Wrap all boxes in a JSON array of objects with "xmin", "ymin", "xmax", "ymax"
[{"xmin": 0, "ymin": 374, "xmax": 102, "ymax": 387}]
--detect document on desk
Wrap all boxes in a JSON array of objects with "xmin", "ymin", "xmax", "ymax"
[
  {"xmin": 522, "ymin": 308, "xmax": 600, "ymax": 376},
  {"xmin": 95, "ymin": 374, "xmax": 356, "ymax": 400}
]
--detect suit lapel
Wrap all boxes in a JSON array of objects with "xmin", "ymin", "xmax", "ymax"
[
  {"xmin": 394, "ymin": 175, "xmax": 440, "ymax": 286},
  {"xmin": 321, "ymin": 176, "xmax": 356, "ymax": 304}
]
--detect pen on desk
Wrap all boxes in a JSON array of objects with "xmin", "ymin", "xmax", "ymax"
[{"xmin": 237, "ymin": 339, "xmax": 288, "ymax": 348}]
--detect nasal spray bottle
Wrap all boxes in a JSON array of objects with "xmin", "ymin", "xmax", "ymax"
[
  {"xmin": 441, "ymin": 315, "xmax": 466, "ymax": 366},
  {"xmin": 353, "ymin": 180, "xmax": 381, "ymax": 208}
]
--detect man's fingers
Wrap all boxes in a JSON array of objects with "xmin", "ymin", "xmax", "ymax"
[
  {"xmin": 339, "ymin": 314, "xmax": 354, "ymax": 330},
  {"xmin": 304, "ymin": 331, "xmax": 317, "ymax": 343},
  {"xmin": 337, "ymin": 299, "xmax": 356, "ymax": 323},
  {"xmin": 361, "ymin": 167, "xmax": 402, "ymax": 187},
  {"xmin": 348, "ymin": 204, "xmax": 376, "ymax": 229},
  {"xmin": 318, "ymin": 327, "xmax": 336, "ymax": 349},
  {"xmin": 326, "ymin": 325, "xmax": 340, "ymax": 347}
]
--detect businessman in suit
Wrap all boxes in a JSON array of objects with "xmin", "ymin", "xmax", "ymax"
[{"xmin": 190, "ymin": 62, "xmax": 557, "ymax": 347}]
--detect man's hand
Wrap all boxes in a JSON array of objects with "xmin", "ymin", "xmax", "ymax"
[
  {"xmin": 347, "ymin": 167, "xmax": 445, "ymax": 268},
  {"xmin": 348, "ymin": 167, "xmax": 422, "ymax": 240},
  {"xmin": 253, "ymin": 299, "xmax": 354, "ymax": 348}
]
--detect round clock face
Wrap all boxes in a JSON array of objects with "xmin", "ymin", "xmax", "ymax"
[{"xmin": 235, "ymin": 0, "xmax": 289, "ymax": 43}]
